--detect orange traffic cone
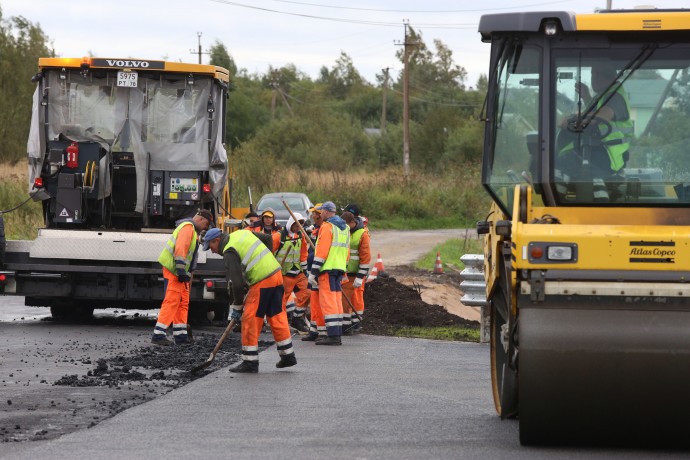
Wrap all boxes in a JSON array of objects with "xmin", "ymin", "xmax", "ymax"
[
  {"xmin": 376, "ymin": 252, "xmax": 386, "ymax": 275},
  {"xmin": 433, "ymin": 251, "xmax": 444, "ymax": 274},
  {"xmin": 367, "ymin": 265, "xmax": 378, "ymax": 283}
]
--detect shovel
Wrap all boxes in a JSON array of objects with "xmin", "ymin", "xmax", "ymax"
[{"xmin": 190, "ymin": 317, "xmax": 238, "ymax": 374}]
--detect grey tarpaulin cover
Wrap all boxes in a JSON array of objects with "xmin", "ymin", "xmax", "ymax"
[{"xmin": 27, "ymin": 70, "xmax": 228, "ymax": 213}]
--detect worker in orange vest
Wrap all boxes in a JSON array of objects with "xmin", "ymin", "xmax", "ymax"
[
  {"xmin": 302, "ymin": 203, "xmax": 323, "ymax": 339},
  {"xmin": 251, "ymin": 208, "xmax": 281, "ymax": 253},
  {"xmin": 340, "ymin": 211, "xmax": 371, "ymax": 334},
  {"xmin": 152, "ymin": 209, "xmax": 213, "ymax": 346}
]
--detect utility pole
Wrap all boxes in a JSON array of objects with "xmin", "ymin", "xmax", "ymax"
[
  {"xmin": 271, "ymin": 82, "xmax": 278, "ymax": 119},
  {"xmin": 380, "ymin": 67, "xmax": 389, "ymax": 133},
  {"xmin": 190, "ymin": 32, "xmax": 210, "ymax": 64},
  {"xmin": 606, "ymin": 0, "xmax": 612, "ymax": 10},
  {"xmin": 402, "ymin": 22, "xmax": 413, "ymax": 177}
]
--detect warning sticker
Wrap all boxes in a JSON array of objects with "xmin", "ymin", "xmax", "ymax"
[{"xmin": 59, "ymin": 208, "xmax": 70, "ymax": 217}]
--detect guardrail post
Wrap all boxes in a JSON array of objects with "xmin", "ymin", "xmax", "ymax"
[{"xmin": 460, "ymin": 254, "xmax": 489, "ymax": 343}]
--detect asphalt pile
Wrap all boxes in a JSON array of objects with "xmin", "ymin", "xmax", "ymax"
[
  {"xmin": 53, "ymin": 334, "xmax": 269, "ymax": 389},
  {"xmin": 363, "ymin": 274, "xmax": 479, "ymax": 335}
]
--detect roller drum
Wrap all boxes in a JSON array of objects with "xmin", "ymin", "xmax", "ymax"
[{"xmin": 519, "ymin": 300, "xmax": 690, "ymax": 446}]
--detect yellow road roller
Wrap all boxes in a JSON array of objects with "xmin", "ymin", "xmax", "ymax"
[{"xmin": 476, "ymin": 8, "xmax": 690, "ymax": 446}]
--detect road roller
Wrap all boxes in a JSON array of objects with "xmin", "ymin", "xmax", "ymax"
[{"xmin": 476, "ymin": 9, "xmax": 690, "ymax": 446}]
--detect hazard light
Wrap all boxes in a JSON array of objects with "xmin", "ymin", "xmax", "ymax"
[
  {"xmin": 203, "ymin": 183, "xmax": 211, "ymax": 193},
  {"xmin": 33, "ymin": 177, "xmax": 44, "ymax": 189},
  {"xmin": 206, "ymin": 280, "xmax": 214, "ymax": 289},
  {"xmin": 0, "ymin": 274, "xmax": 5, "ymax": 282}
]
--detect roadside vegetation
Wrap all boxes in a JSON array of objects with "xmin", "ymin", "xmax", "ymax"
[{"xmin": 392, "ymin": 326, "xmax": 480, "ymax": 342}]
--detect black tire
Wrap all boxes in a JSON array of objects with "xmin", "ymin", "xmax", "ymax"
[
  {"xmin": 489, "ymin": 261, "xmax": 519, "ymax": 419},
  {"xmin": 0, "ymin": 213, "xmax": 5, "ymax": 268}
]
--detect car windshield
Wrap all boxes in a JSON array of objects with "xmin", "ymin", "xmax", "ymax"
[{"xmin": 257, "ymin": 197, "xmax": 308, "ymax": 212}]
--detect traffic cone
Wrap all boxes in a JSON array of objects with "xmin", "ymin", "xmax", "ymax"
[
  {"xmin": 433, "ymin": 251, "xmax": 444, "ymax": 274},
  {"xmin": 375, "ymin": 252, "xmax": 386, "ymax": 275},
  {"xmin": 366, "ymin": 265, "xmax": 378, "ymax": 283}
]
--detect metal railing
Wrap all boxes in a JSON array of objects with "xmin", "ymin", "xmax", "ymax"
[{"xmin": 460, "ymin": 254, "xmax": 489, "ymax": 343}]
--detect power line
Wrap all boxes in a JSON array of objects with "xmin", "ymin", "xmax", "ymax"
[
  {"xmin": 210, "ymin": 0, "xmax": 477, "ymax": 28},
  {"xmin": 265, "ymin": 0, "xmax": 572, "ymax": 14}
]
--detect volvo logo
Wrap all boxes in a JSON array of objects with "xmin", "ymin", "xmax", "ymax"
[
  {"xmin": 91, "ymin": 58, "xmax": 165, "ymax": 70},
  {"xmin": 106, "ymin": 59, "xmax": 150, "ymax": 68}
]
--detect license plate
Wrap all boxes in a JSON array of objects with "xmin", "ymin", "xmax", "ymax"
[{"xmin": 117, "ymin": 70, "xmax": 138, "ymax": 87}]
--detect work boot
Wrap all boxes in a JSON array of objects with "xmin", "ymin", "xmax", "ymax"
[
  {"xmin": 290, "ymin": 316, "xmax": 310, "ymax": 334},
  {"xmin": 315, "ymin": 335, "xmax": 342, "ymax": 346},
  {"xmin": 276, "ymin": 353, "xmax": 297, "ymax": 369},
  {"xmin": 301, "ymin": 333, "xmax": 318, "ymax": 342},
  {"xmin": 175, "ymin": 335, "xmax": 194, "ymax": 346},
  {"xmin": 230, "ymin": 360, "xmax": 259, "ymax": 373},
  {"xmin": 151, "ymin": 335, "xmax": 172, "ymax": 346}
]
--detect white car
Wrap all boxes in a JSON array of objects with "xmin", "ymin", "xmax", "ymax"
[{"xmin": 255, "ymin": 192, "xmax": 314, "ymax": 228}]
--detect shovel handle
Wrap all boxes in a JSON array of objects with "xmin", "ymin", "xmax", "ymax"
[{"xmin": 211, "ymin": 317, "xmax": 237, "ymax": 357}]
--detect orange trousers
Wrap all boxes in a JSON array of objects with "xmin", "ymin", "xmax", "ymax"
[
  {"xmin": 241, "ymin": 271, "xmax": 294, "ymax": 363},
  {"xmin": 341, "ymin": 276, "xmax": 364, "ymax": 329},
  {"xmin": 308, "ymin": 288, "xmax": 326, "ymax": 337},
  {"xmin": 153, "ymin": 269, "xmax": 190, "ymax": 340},
  {"xmin": 282, "ymin": 273, "xmax": 309, "ymax": 316},
  {"xmin": 311, "ymin": 271, "xmax": 343, "ymax": 337}
]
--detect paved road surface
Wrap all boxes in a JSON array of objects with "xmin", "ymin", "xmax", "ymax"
[{"xmin": 2, "ymin": 334, "xmax": 686, "ymax": 460}]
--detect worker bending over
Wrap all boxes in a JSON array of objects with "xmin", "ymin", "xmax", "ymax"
[{"xmin": 203, "ymin": 228, "xmax": 296, "ymax": 373}]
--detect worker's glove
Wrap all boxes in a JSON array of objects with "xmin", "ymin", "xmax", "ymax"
[
  {"xmin": 230, "ymin": 307, "xmax": 243, "ymax": 321},
  {"xmin": 353, "ymin": 278, "xmax": 364, "ymax": 288},
  {"xmin": 176, "ymin": 269, "xmax": 191, "ymax": 283},
  {"xmin": 308, "ymin": 273, "xmax": 318, "ymax": 288}
]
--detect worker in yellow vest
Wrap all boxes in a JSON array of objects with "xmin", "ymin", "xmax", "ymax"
[
  {"xmin": 304, "ymin": 201, "xmax": 350, "ymax": 346},
  {"xmin": 203, "ymin": 228, "xmax": 296, "ymax": 373},
  {"xmin": 340, "ymin": 211, "xmax": 371, "ymax": 334},
  {"xmin": 152, "ymin": 209, "xmax": 213, "ymax": 346}
]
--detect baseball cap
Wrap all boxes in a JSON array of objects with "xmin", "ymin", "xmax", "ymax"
[
  {"xmin": 316, "ymin": 201, "xmax": 336, "ymax": 212},
  {"xmin": 202, "ymin": 227, "xmax": 222, "ymax": 250},
  {"xmin": 261, "ymin": 208, "xmax": 275, "ymax": 218},
  {"xmin": 196, "ymin": 209, "xmax": 214, "ymax": 223},
  {"xmin": 309, "ymin": 203, "xmax": 323, "ymax": 214},
  {"xmin": 344, "ymin": 203, "xmax": 361, "ymax": 216}
]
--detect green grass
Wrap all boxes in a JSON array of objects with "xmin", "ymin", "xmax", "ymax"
[
  {"xmin": 0, "ymin": 175, "xmax": 43, "ymax": 240},
  {"xmin": 391, "ymin": 326, "xmax": 480, "ymax": 342},
  {"xmin": 414, "ymin": 236, "xmax": 484, "ymax": 272},
  {"xmin": 369, "ymin": 215, "xmax": 470, "ymax": 230}
]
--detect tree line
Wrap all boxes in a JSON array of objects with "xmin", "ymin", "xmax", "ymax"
[{"xmin": 0, "ymin": 8, "xmax": 487, "ymax": 177}]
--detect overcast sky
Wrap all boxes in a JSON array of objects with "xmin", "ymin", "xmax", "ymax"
[{"xmin": 2, "ymin": 0, "xmax": 687, "ymax": 87}]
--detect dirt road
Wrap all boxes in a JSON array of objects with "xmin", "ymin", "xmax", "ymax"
[{"xmin": 369, "ymin": 228, "xmax": 476, "ymax": 267}]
